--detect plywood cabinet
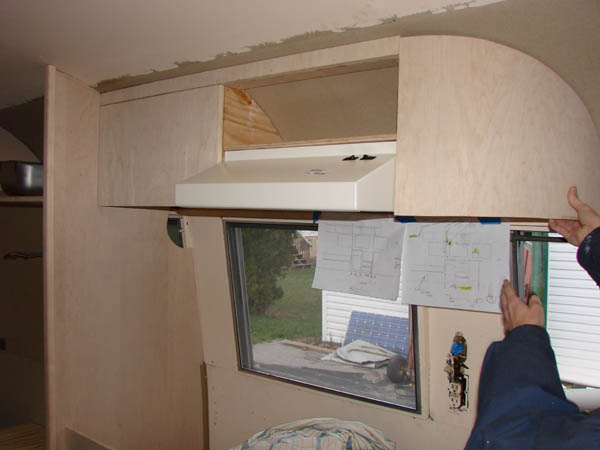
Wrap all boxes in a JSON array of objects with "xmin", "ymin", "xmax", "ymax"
[
  {"xmin": 98, "ymin": 86, "xmax": 222, "ymax": 207},
  {"xmin": 394, "ymin": 36, "xmax": 600, "ymax": 219}
]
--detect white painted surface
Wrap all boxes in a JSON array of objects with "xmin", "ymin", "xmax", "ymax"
[
  {"xmin": 177, "ymin": 143, "xmax": 396, "ymax": 211},
  {"xmin": 225, "ymin": 142, "xmax": 396, "ymax": 161},
  {"xmin": 322, "ymin": 291, "xmax": 409, "ymax": 344},
  {"xmin": 565, "ymin": 387, "xmax": 600, "ymax": 411},
  {"xmin": 547, "ymin": 241, "xmax": 600, "ymax": 388}
]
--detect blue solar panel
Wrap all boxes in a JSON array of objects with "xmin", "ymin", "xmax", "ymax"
[{"xmin": 344, "ymin": 311, "xmax": 410, "ymax": 356}]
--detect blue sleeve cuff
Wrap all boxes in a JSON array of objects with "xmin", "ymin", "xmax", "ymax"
[
  {"xmin": 577, "ymin": 227, "xmax": 600, "ymax": 287},
  {"xmin": 505, "ymin": 324, "xmax": 549, "ymax": 345}
]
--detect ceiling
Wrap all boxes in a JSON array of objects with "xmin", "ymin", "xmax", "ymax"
[{"xmin": 0, "ymin": 0, "xmax": 599, "ymax": 130}]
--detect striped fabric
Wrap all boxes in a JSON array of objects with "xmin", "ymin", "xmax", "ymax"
[{"xmin": 231, "ymin": 418, "xmax": 395, "ymax": 450}]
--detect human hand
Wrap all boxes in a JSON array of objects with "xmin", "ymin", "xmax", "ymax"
[
  {"xmin": 500, "ymin": 280, "xmax": 545, "ymax": 334},
  {"xmin": 549, "ymin": 186, "xmax": 600, "ymax": 247}
]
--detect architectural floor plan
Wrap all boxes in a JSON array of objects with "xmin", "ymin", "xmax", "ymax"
[
  {"xmin": 312, "ymin": 219, "xmax": 405, "ymax": 300},
  {"xmin": 400, "ymin": 223, "xmax": 510, "ymax": 313}
]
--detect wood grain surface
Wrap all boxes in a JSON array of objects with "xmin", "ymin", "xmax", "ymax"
[
  {"xmin": 0, "ymin": 424, "xmax": 45, "ymax": 450},
  {"xmin": 223, "ymin": 87, "xmax": 282, "ymax": 148},
  {"xmin": 395, "ymin": 36, "xmax": 600, "ymax": 219},
  {"xmin": 99, "ymin": 86, "xmax": 222, "ymax": 206},
  {"xmin": 46, "ymin": 69, "xmax": 206, "ymax": 450}
]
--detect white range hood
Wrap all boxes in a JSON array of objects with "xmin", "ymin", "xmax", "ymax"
[{"xmin": 175, "ymin": 141, "xmax": 396, "ymax": 211}]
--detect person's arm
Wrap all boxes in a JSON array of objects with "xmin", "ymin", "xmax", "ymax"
[
  {"xmin": 577, "ymin": 227, "xmax": 600, "ymax": 287},
  {"xmin": 464, "ymin": 283, "xmax": 579, "ymax": 449}
]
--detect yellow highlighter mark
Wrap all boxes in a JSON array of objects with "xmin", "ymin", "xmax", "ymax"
[
  {"xmin": 409, "ymin": 234, "xmax": 419, "ymax": 238},
  {"xmin": 458, "ymin": 286, "xmax": 473, "ymax": 291},
  {"xmin": 445, "ymin": 232, "xmax": 452, "ymax": 246},
  {"xmin": 473, "ymin": 247, "xmax": 479, "ymax": 254}
]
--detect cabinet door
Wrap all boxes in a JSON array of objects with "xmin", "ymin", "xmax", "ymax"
[
  {"xmin": 395, "ymin": 36, "xmax": 600, "ymax": 219},
  {"xmin": 99, "ymin": 86, "xmax": 221, "ymax": 206}
]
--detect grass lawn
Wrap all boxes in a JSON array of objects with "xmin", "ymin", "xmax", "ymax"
[{"xmin": 250, "ymin": 267, "xmax": 322, "ymax": 344}]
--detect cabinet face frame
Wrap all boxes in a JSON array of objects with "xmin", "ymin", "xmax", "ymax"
[{"xmin": 102, "ymin": 35, "xmax": 600, "ymax": 218}]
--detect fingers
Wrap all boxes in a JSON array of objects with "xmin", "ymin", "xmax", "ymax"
[
  {"xmin": 549, "ymin": 218, "xmax": 583, "ymax": 247},
  {"xmin": 500, "ymin": 280, "xmax": 518, "ymax": 334},
  {"xmin": 501, "ymin": 279, "xmax": 518, "ymax": 303},
  {"xmin": 567, "ymin": 186, "xmax": 585, "ymax": 212},
  {"xmin": 500, "ymin": 281, "xmax": 545, "ymax": 333},
  {"xmin": 549, "ymin": 219, "xmax": 576, "ymax": 237},
  {"xmin": 528, "ymin": 294, "xmax": 541, "ymax": 307},
  {"xmin": 527, "ymin": 295, "xmax": 545, "ymax": 327}
]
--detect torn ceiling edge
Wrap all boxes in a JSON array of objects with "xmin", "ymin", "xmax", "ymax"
[
  {"xmin": 95, "ymin": 0, "xmax": 504, "ymax": 93},
  {"xmin": 94, "ymin": 0, "xmax": 599, "ymax": 137}
]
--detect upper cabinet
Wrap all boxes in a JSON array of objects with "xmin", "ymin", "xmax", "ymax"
[
  {"xmin": 97, "ymin": 36, "xmax": 599, "ymax": 217},
  {"xmin": 98, "ymin": 86, "xmax": 222, "ymax": 207},
  {"xmin": 394, "ymin": 36, "xmax": 600, "ymax": 219}
]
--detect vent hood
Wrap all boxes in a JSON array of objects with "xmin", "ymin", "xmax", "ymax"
[{"xmin": 175, "ymin": 141, "xmax": 396, "ymax": 211}]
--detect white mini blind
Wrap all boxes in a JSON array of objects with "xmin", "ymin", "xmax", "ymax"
[{"xmin": 547, "ymin": 241, "xmax": 600, "ymax": 387}]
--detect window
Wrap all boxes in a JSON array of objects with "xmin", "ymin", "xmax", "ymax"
[
  {"xmin": 512, "ymin": 231, "xmax": 600, "ymax": 389},
  {"xmin": 226, "ymin": 221, "xmax": 419, "ymax": 411}
]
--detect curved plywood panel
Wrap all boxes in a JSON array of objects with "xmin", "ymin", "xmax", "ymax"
[
  {"xmin": 223, "ymin": 87, "xmax": 282, "ymax": 148},
  {"xmin": 395, "ymin": 36, "xmax": 600, "ymax": 219}
]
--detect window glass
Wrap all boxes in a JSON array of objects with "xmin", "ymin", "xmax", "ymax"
[{"xmin": 226, "ymin": 222, "xmax": 419, "ymax": 411}]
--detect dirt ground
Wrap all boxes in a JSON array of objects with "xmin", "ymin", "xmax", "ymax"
[{"xmin": 252, "ymin": 340, "xmax": 416, "ymax": 409}]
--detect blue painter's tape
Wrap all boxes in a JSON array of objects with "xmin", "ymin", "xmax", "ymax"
[
  {"xmin": 478, "ymin": 217, "xmax": 502, "ymax": 224},
  {"xmin": 312, "ymin": 211, "xmax": 321, "ymax": 224},
  {"xmin": 395, "ymin": 216, "xmax": 416, "ymax": 223}
]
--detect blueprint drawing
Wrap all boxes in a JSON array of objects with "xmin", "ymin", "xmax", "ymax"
[
  {"xmin": 312, "ymin": 219, "xmax": 405, "ymax": 300},
  {"xmin": 400, "ymin": 223, "xmax": 510, "ymax": 313}
]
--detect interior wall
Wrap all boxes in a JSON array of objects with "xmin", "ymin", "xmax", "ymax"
[
  {"xmin": 187, "ymin": 217, "xmax": 505, "ymax": 450},
  {"xmin": 45, "ymin": 68, "xmax": 205, "ymax": 450}
]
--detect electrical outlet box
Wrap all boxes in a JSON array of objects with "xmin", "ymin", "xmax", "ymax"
[
  {"xmin": 449, "ymin": 382, "xmax": 463, "ymax": 396},
  {"xmin": 449, "ymin": 394, "xmax": 462, "ymax": 409}
]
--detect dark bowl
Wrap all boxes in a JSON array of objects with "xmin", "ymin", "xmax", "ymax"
[{"xmin": 0, "ymin": 160, "xmax": 43, "ymax": 196}]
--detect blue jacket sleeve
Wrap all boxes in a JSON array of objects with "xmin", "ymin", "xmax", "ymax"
[
  {"xmin": 577, "ymin": 227, "xmax": 600, "ymax": 287},
  {"xmin": 464, "ymin": 325, "xmax": 600, "ymax": 450}
]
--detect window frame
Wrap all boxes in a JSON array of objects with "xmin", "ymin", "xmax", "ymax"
[{"xmin": 225, "ymin": 220, "xmax": 422, "ymax": 413}]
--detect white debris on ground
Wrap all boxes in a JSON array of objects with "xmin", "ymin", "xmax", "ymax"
[
  {"xmin": 253, "ymin": 340, "xmax": 370, "ymax": 373},
  {"xmin": 321, "ymin": 340, "xmax": 397, "ymax": 368}
]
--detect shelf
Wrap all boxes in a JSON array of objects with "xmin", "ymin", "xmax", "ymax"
[
  {"xmin": 0, "ymin": 193, "xmax": 43, "ymax": 205},
  {"xmin": 223, "ymin": 133, "xmax": 397, "ymax": 152}
]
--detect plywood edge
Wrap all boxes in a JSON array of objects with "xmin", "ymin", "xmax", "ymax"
[
  {"xmin": 44, "ymin": 67, "xmax": 103, "ymax": 450},
  {"xmin": 65, "ymin": 428, "xmax": 116, "ymax": 450},
  {"xmin": 100, "ymin": 37, "xmax": 402, "ymax": 105},
  {"xmin": 222, "ymin": 87, "xmax": 282, "ymax": 149},
  {"xmin": 0, "ymin": 193, "xmax": 43, "ymax": 205},
  {"xmin": 43, "ymin": 64, "xmax": 57, "ymax": 450},
  {"xmin": 228, "ymin": 56, "xmax": 399, "ymax": 91},
  {"xmin": 224, "ymin": 133, "xmax": 397, "ymax": 152}
]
